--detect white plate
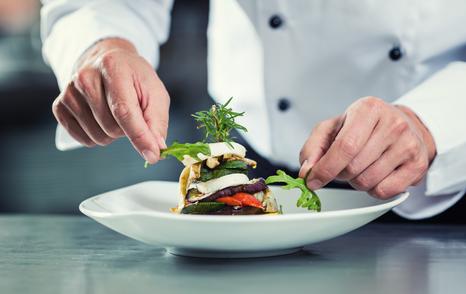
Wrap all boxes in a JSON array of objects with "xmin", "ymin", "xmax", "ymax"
[{"xmin": 80, "ymin": 181, "xmax": 409, "ymax": 258}]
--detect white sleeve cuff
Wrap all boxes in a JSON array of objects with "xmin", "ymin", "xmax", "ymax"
[
  {"xmin": 395, "ymin": 62, "xmax": 466, "ymax": 196},
  {"xmin": 393, "ymin": 178, "xmax": 464, "ymax": 220}
]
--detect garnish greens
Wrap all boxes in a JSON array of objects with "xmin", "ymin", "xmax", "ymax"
[
  {"xmin": 265, "ymin": 170, "xmax": 321, "ymax": 212},
  {"xmin": 192, "ymin": 97, "xmax": 247, "ymax": 145},
  {"xmin": 145, "ymin": 142, "xmax": 210, "ymax": 167},
  {"xmin": 199, "ymin": 160, "xmax": 249, "ymax": 182}
]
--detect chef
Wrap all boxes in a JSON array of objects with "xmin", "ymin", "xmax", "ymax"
[{"xmin": 41, "ymin": 0, "xmax": 466, "ymax": 219}]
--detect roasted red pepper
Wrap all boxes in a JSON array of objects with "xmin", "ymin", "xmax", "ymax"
[
  {"xmin": 216, "ymin": 196, "xmax": 242, "ymax": 206},
  {"xmin": 232, "ymin": 192, "xmax": 263, "ymax": 209}
]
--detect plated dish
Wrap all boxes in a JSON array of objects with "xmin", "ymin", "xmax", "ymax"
[
  {"xmin": 79, "ymin": 181, "xmax": 409, "ymax": 258},
  {"xmin": 146, "ymin": 98, "xmax": 320, "ymax": 215},
  {"xmin": 79, "ymin": 98, "xmax": 410, "ymax": 257}
]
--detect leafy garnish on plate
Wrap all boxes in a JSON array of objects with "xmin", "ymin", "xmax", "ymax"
[
  {"xmin": 266, "ymin": 170, "xmax": 321, "ymax": 212},
  {"xmin": 145, "ymin": 142, "xmax": 210, "ymax": 167},
  {"xmin": 192, "ymin": 97, "xmax": 247, "ymax": 146}
]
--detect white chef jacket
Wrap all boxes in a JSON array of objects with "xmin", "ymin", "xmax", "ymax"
[{"xmin": 41, "ymin": 0, "xmax": 466, "ymax": 219}]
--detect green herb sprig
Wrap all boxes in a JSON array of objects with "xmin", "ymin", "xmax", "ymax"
[
  {"xmin": 266, "ymin": 170, "xmax": 321, "ymax": 212},
  {"xmin": 192, "ymin": 97, "xmax": 247, "ymax": 145}
]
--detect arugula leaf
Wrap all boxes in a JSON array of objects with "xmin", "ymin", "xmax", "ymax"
[
  {"xmin": 265, "ymin": 170, "xmax": 321, "ymax": 212},
  {"xmin": 145, "ymin": 142, "xmax": 211, "ymax": 167},
  {"xmin": 161, "ymin": 141, "xmax": 210, "ymax": 161}
]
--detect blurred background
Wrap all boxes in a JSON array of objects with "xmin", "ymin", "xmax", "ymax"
[{"xmin": 0, "ymin": 0, "xmax": 464, "ymax": 223}]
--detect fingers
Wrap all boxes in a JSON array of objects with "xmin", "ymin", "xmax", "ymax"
[
  {"xmin": 101, "ymin": 63, "xmax": 161, "ymax": 163},
  {"xmin": 369, "ymin": 158, "xmax": 428, "ymax": 199},
  {"xmin": 51, "ymin": 46, "xmax": 171, "ymax": 164},
  {"xmin": 298, "ymin": 117, "xmax": 341, "ymax": 179},
  {"xmin": 348, "ymin": 133, "xmax": 415, "ymax": 191},
  {"xmin": 306, "ymin": 97, "xmax": 382, "ymax": 190},
  {"xmin": 138, "ymin": 72, "xmax": 170, "ymax": 148},
  {"xmin": 60, "ymin": 84, "xmax": 114, "ymax": 146},
  {"xmin": 52, "ymin": 98, "xmax": 95, "ymax": 147},
  {"xmin": 74, "ymin": 69, "xmax": 124, "ymax": 139},
  {"xmin": 337, "ymin": 114, "xmax": 409, "ymax": 181}
]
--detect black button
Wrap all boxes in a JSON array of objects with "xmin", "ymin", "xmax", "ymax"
[
  {"xmin": 269, "ymin": 15, "xmax": 283, "ymax": 29},
  {"xmin": 278, "ymin": 98, "xmax": 290, "ymax": 111},
  {"xmin": 389, "ymin": 46, "xmax": 403, "ymax": 61}
]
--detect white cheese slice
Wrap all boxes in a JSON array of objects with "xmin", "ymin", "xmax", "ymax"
[
  {"xmin": 187, "ymin": 173, "xmax": 250, "ymax": 195},
  {"xmin": 181, "ymin": 142, "xmax": 246, "ymax": 166}
]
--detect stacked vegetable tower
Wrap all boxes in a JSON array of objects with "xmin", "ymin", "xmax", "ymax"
[
  {"xmin": 146, "ymin": 98, "xmax": 321, "ymax": 215},
  {"xmin": 175, "ymin": 142, "xmax": 279, "ymax": 215}
]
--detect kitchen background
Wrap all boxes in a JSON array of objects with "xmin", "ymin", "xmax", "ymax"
[{"xmin": 0, "ymin": 0, "xmax": 464, "ymax": 223}]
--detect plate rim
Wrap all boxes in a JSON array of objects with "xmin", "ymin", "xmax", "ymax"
[{"xmin": 79, "ymin": 181, "xmax": 409, "ymax": 222}]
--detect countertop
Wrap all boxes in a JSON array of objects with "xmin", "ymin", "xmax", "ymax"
[{"xmin": 1, "ymin": 215, "xmax": 465, "ymax": 293}]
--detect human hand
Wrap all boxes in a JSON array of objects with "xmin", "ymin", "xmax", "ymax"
[
  {"xmin": 52, "ymin": 38, "xmax": 169, "ymax": 164},
  {"xmin": 299, "ymin": 97, "xmax": 436, "ymax": 199}
]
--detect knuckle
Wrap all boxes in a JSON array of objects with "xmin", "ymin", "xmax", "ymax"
[
  {"xmin": 60, "ymin": 90, "xmax": 73, "ymax": 106},
  {"xmin": 344, "ymin": 162, "xmax": 361, "ymax": 178},
  {"xmin": 94, "ymin": 136, "xmax": 113, "ymax": 146},
  {"xmin": 336, "ymin": 137, "xmax": 359, "ymax": 158},
  {"xmin": 391, "ymin": 118, "xmax": 409, "ymax": 135},
  {"xmin": 75, "ymin": 68, "xmax": 94, "ymax": 91},
  {"xmin": 100, "ymin": 51, "xmax": 119, "ymax": 70},
  {"xmin": 105, "ymin": 125, "xmax": 124, "ymax": 139},
  {"xmin": 52, "ymin": 98, "xmax": 61, "ymax": 116},
  {"xmin": 371, "ymin": 186, "xmax": 392, "ymax": 199},
  {"xmin": 361, "ymin": 96, "xmax": 384, "ymax": 110},
  {"xmin": 405, "ymin": 139, "xmax": 421, "ymax": 158},
  {"xmin": 414, "ymin": 158, "xmax": 429, "ymax": 174},
  {"xmin": 129, "ymin": 129, "xmax": 148, "ymax": 145},
  {"xmin": 351, "ymin": 174, "xmax": 372, "ymax": 191},
  {"xmin": 111, "ymin": 102, "xmax": 131, "ymax": 121}
]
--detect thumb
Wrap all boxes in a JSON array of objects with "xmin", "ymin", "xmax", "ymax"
[{"xmin": 298, "ymin": 117, "xmax": 342, "ymax": 179}]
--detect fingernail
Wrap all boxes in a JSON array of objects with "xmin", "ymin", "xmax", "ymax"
[
  {"xmin": 158, "ymin": 136, "xmax": 167, "ymax": 149},
  {"xmin": 299, "ymin": 160, "xmax": 309, "ymax": 177},
  {"xmin": 300, "ymin": 159, "xmax": 315, "ymax": 178},
  {"xmin": 307, "ymin": 179, "xmax": 323, "ymax": 190},
  {"xmin": 142, "ymin": 149, "xmax": 158, "ymax": 163}
]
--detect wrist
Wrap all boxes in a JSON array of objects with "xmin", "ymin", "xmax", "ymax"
[
  {"xmin": 76, "ymin": 38, "xmax": 137, "ymax": 69},
  {"xmin": 396, "ymin": 105, "xmax": 437, "ymax": 164}
]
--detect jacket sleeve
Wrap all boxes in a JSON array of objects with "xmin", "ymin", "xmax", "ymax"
[
  {"xmin": 41, "ymin": 0, "xmax": 174, "ymax": 89},
  {"xmin": 393, "ymin": 62, "xmax": 466, "ymax": 219},
  {"xmin": 41, "ymin": 0, "xmax": 173, "ymax": 150}
]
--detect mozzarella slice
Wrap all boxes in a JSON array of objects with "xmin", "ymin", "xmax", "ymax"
[
  {"xmin": 187, "ymin": 173, "xmax": 250, "ymax": 195},
  {"xmin": 181, "ymin": 142, "xmax": 246, "ymax": 166}
]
